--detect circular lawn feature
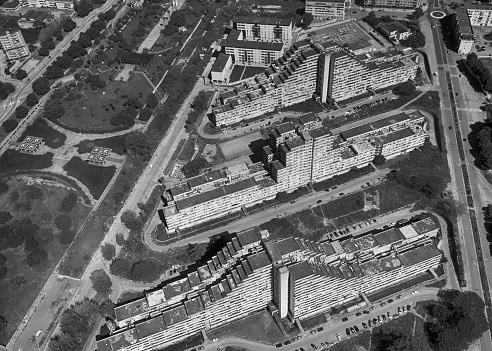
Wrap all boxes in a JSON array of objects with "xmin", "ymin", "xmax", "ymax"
[{"xmin": 351, "ymin": 10, "xmax": 359, "ymax": 15}]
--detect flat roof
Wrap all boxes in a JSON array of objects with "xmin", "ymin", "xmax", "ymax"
[
  {"xmin": 187, "ymin": 170, "xmax": 224, "ymax": 189},
  {"xmin": 354, "ymin": 234, "xmax": 378, "ymax": 250},
  {"xmin": 247, "ymin": 251, "xmax": 271, "ymax": 270},
  {"xmin": 373, "ymin": 228, "xmax": 404, "ymax": 246},
  {"xmin": 310, "ymin": 127, "xmax": 332, "ymax": 139},
  {"xmin": 163, "ymin": 305, "xmax": 187, "ymax": 326},
  {"xmin": 378, "ymin": 21, "xmax": 409, "ymax": 35},
  {"xmin": 340, "ymin": 238, "xmax": 358, "ymax": 253},
  {"xmin": 288, "ymin": 261, "xmax": 313, "ymax": 281},
  {"xmin": 234, "ymin": 16, "xmax": 292, "ymax": 26},
  {"xmin": 320, "ymin": 241, "xmax": 336, "ymax": 256},
  {"xmin": 223, "ymin": 39, "xmax": 284, "ymax": 51},
  {"xmin": 184, "ymin": 296, "xmax": 204, "ymax": 316},
  {"xmin": 187, "ymin": 272, "xmax": 201, "ymax": 288},
  {"xmin": 169, "ymin": 182, "xmax": 191, "ymax": 197},
  {"xmin": 381, "ymin": 128, "xmax": 415, "ymax": 144},
  {"xmin": 359, "ymin": 259, "xmax": 383, "ymax": 276},
  {"xmin": 340, "ymin": 112, "xmax": 410, "ymax": 140},
  {"xmin": 276, "ymin": 237, "xmax": 301, "ymax": 256},
  {"xmin": 163, "ymin": 277, "xmax": 191, "ymax": 300},
  {"xmin": 237, "ymin": 228, "xmax": 260, "ymax": 247},
  {"xmin": 276, "ymin": 122, "xmax": 296, "ymax": 135},
  {"xmin": 298, "ymin": 112, "xmax": 318, "ymax": 125},
  {"xmin": 114, "ymin": 297, "xmax": 148, "ymax": 321},
  {"xmin": 379, "ymin": 255, "xmax": 402, "ymax": 272},
  {"xmin": 411, "ymin": 217, "xmax": 439, "ymax": 235},
  {"xmin": 135, "ymin": 315, "xmax": 166, "ymax": 339},
  {"xmin": 103, "ymin": 329, "xmax": 137, "ymax": 351},
  {"xmin": 398, "ymin": 225, "xmax": 419, "ymax": 239},
  {"xmin": 197, "ymin": 265, "xmax": 212, "ymax": 281},
  {"xmin": 398, "ymin": 244, "xmax": 441, "ymax": 267},
  {"xmin": 212, "ymin": 54, "xmax": 230, "ymax": 73}
]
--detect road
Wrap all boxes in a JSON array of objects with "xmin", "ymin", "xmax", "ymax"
[
  {"xmin": 204, "ymin": 290, "xmax": 439, "ymax": 351},
  {"xmin": 427, "ymin": 9, "xmax": 492, "ymax": 350},
  {"xmin": 0, "ymin": 1, "xmax": 117, "ymax": 125}
]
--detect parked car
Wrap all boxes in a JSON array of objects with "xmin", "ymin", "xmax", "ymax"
[
  {"xmin": 407, "ymin": 304, "xmax": 412, "ymax": 311},
  {"xmin": 342, "ymin": 317, "xmax": 348, "ymax": 322},
  {"xmin": 311, "ymin": 343, "xmax": 317, "ymax": 350},
  {"xmin": 356, "ymin": 312, "xmax": 362, "ymax": 316},
  {"xmin": 363, "ymin": 310, "xmax": 370, "ymax": 314},
  {"xmin": 362, "ymin": 322, "xmax": 367, "ymax": 328},
  {"xmin": 388, "ymin": 299, "xmax": 394, "ymax": 303},
  {"xmin": 346, "ymin": 328, "xmax": 350, "ymax": 336},
  {"xmin": 276, "ymin": 343, "xmax": 282, "ymax": 348},
  {"xmin": 354, "ymin": 326, "xmax": 359, "ymax": 332},
  {"xmin": 317, "ymin": 327, "xmax": 324, "ymax": 332},
  {"xmin": 284, "ymin": 340, "xmax": 291, "ymax": 345}
]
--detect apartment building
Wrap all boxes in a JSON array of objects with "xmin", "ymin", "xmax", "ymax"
[
  {"xmin": 162, "ymin": 111, "xmax": 428, "ymax": 233},
  {"xmin": 0, "ymin": 29, "xmax": 29, "ymax": 61},
  {"xmin": 232, "ymin": 17, "xmax": 293, "ymax": 44},
  {"xmin": 211, "ymin": 54, "xmax": 233, "ymax": 83},
  {"xmin": 20, "ymin": 0, "xmax": 74, "ymax": 9},
  {"xmin": 213, "ymin": 40, "xmax": 418, "ymax": 127},
  {"xmin": 362, "ymin": 0, "xmax": 425, "ymax": 9},
  {"xmin": 377, "ymin": 21, "xmax": 411, "ymax": 42},
  {"xmin": 97, "ymin": 217, "xmax": 443, "ymax": 350},
  {"xmin": 451, "ymin": 8, "xmax": 476, "ymax": 54},
  {"xmin": 467, "ymin": 4, "xmax": 492, "ymax": 27},
  {"xmin": 305, "ymin": 0, "xmax": 347, "ymax": 21}
]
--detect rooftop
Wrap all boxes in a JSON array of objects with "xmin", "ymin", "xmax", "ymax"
[
  {"xmin": 187, "ymin": 170, "xmax": 224, "ymax": 189},
  {"xmin": 379, "ymin": 255, "xmax": 402, "ymax": 272},
  {"xmin": 162, "ymin": 305, "xmax": 187, "ymax": 326},
  {"xmin": 237, "ymin": 228, "xmax": 261, "ymax": 247},
  {"xmin": 340, "ymin": 238, "xmax": 358, "ymax": 253},
  {"xmin": 398, "ymin": 244, "xmax": 441, "ymax": 266},
  {"xmin": 288, "ymin": 261, "xmax": 313, "ymax": 281},
  {"xmin": 163, "ymin": 277, "xmax": 191, "ymax": 300},
  {"xmin": 212, "ymin": 54, "xmax": 231, "ymax": 73},
  {"xmin": 114, "ymin": 297, "xmax": 148, "ymax": 322},
  {"xmin": 247, "ymin": 251, "xmax": 271, "ymax": 270},
  {"xmin": 411, "ymin": 217, "xmax": 439, "ymax": 235},
  {"xmin": 234, "ymin": 16, "xmax": 293, "ymax": 26},
  {"xmin": 354, "ymin": 234, "xmax": 378, "ymax": 250},
  {"xmin": 377, "ymin": 21, "xmax": 410, "ymax": 35},
  {"xmin": 398, "ymin": 225, "xmax": 419, "ymax": 239},
  {"xmin": 320, "ymin": 241, "xmax": 336, "ymax": 256},
  {"xmin": 276, "ymin": 237, "xmax": 301, "ymax": 256},
  {"xmin": 340, "ymin": 112, "xmax": 410, "ymax": 140},
  {"xmin": 184, "ymin": 296, "xmax": 204, "ymax": 316},
  {"xmin": 135, "ymin": 316, "xmax": 166, "ymax": 339},
  {"xmin": 223, "ymin": 39, "xmax": 284, "ymax": 51},
  {"xmin": 380, "ymin": 128, "xmax": 415, "ymax": 144},
  {"xmin": 276, "ymin": 122, "xmax": 296, "ymax": 135},
  {"xmin": 310, "ymin": 127, "xmax": 332, "ymax": 139},
  {"xmin": 373, "ymin": 228, "xmax": 404, "ymax": 246}
]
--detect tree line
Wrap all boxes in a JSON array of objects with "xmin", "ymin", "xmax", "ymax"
[{"xmin": 466, "ymin": 52, "xmax": 492, "ymax": 92}]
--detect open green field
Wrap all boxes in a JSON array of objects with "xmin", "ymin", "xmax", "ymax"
[
  {"xmin": 18, "ymin": 118, "xmax": 66, "ymax": 149},
  {"xmin": 207, "ymin": 309, "xmax": 284, "ymax": 344},
  {"xmin": 0, "ymin": 150, "xmax": 53, "ymax": 175},
  {"xmin": 58, "ymin": 73, "xmax": 153, "ymax": 132},
  {"xmin": 75, "ymin": 134, "xmax": 127, "ymax": 155},
  {"xmin": 63, "ymin": 157, "xmax": 117, "ymax": 200},
  {"xmin": 0, "ymin": 176, "xmax": 92, "ymax": 344}
]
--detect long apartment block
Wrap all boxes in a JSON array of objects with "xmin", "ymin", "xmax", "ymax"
[
  {"xmin": 212, "ymin": 39, "xmax": 418, "ymax": 127},
  {"xmin": 362, "ymin": 0, "xmax": 425, "ymax": 9},
  {"xmin": 20, "ymin": 0, "xmax": 74, "ymax": 9},
  {"xmin": 162, "ymin": 111, "xmax": 428, "ymax": 233},
  {"xmin": 96, "ymin": 217, "xmax": 443, "ymax": 351},
  {"xmin": 232, "ymin": 17, "xmax": 293, "ymax": 44},
  {"xmin": 305, "ymin": 0, "xmax": 347, "ymax": 21}
]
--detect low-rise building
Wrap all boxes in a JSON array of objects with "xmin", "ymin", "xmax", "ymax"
[
  {"xmin": 305, "ymin": 0, "xmax": 347, "ymax": 21},
  {"xmin": 210, "ymin": 54, "xmax": 233, "ymax": 83},
  {"xmin": 18, "ymin": 9, "xmax": 54, "ymax": 28},
  {"xmin": 0, "ymin": 28, "xmax": 29, "ymax": 61},
  {"xmin": 377, "ymin": 21, "xmax": 411, "ymax": 42}
]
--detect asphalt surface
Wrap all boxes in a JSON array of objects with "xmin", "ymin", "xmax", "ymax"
[{"xmin": 428, "ymin": 9, "xmax": 492, "ymax": 350}]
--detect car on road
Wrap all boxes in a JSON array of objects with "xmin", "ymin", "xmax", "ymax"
[
  {"xmin": 362, "ymin": 322, "xmax": 367, "ymax": 328},
  {"xmin": 381, "ymin": 315, "xmax": 386, "ymax": 321},
  {"xmin": 342, "ymin": 317, "xmax": 348, "ymax": 322},
  {"xmin": 284, "ymin": 340, "xmax": 291, "ymax": 345},
  {"xmin": 356, "ymin": 312, "xmax": 362, "ymax": 316},
  {"xmin": 396, "ymin": 295, "xmax": 402, "ymax": 299},
  {"xmin": 350, "ymin": 327, "xmax": 355, "ymax": 333},
  {"xmin": 398, "ymin": 307, "xmax": 402, "ymax": 314},
  {"xmin": 317, "ymin": 200, "xmax": 322, "ymax": 204},
  {"xmin": 317, "ymin": 327, "xmax": 324, "ymax": 332},
  {"xmin": 363, "ymin": 310, "xmax": 370, "ymax": 314},
  {"xmin": 380, "ymin": 302, "xmax": 387, "ymax": 307},
  {"xmin": 276, "ymin": 343, "xmax": 282, "ymax": 348}
]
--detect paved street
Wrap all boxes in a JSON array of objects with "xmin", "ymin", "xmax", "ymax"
[{"xmin": 426, "ymin": 6, "xmax": 492, "ymax": 350}]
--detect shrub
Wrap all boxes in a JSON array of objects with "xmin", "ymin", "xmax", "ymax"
[
  {"xmin": 25, "ymin": 185, "xmax": 43, "ymax": 200},
  {"xmin": 0, "ymin": 267, "xmax": 6, "ymax": 280},
  {"xmin": 2, "ymin": 119, "xmax": 18, "ymax": 132},
  {"xmin": 0, "ymin": 181, "xmax": 8, "ymax": 193},
  {"xmin": 26, "ymin": 249, "xmax": 48, "ymax": 267},
  {"xmin": 110, "ymin": 258, "xmax": 131, "ymax": 276},
  {"xmin": 100, "ymin": 243, "xmax": 116, "ymax": 261},
  {"xmin": 26, "ymin": 93, "xmax": 39, "ymax": 106},
  {"xmin": 90, "ymin": 269, "xmax": 112, "ymax": 294},
  {"xmin": 121, "ymin": 210, "xmax": 143, "ymax": 231},
  {"xmin": 131, "ymin": 261, "xmax": 159, "ymax": 282},
  {"xmin": 0, "ymin": 211, "xmax": 13, "ymax": 224},
  {"xmin": 59, "ymin": 228, "xmax": 76, "ymax": 245},
  {"xmin": 0, "ymin": 254, "xmax": 6, "ymax": 266},
  {"xmin": 60, "ymin": 191, "xmax": 78, "ymax": 212}
]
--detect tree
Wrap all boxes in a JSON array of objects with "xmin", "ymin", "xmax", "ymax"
[
  {"xmin": 26, "ymin": 93, "xmax": 39, "ymax": 106},
  {"xmin": 146, "ymin": 93, "xmax": 158, "ymax": 109},
  {"xmin": 60, "ymin": 191, "xmax": 78, "ymax": 212},
  {"xmin": 182, "ymin": 157, "xmax": 208, "ymax": 177},
  {"xmin": 0, "ymin": 211, "xmax": 12, "ymax": 225},
  {"xmin": 41, "ymin": 39, "xmax": 55, "ymax": 50},
  {"xmin": 184, "ymin": 243, "xmax": 207, "ymax": 262},
  {"xmin": 54, "ymin": 54, "xmax": 73, "ymax": 69},
  {"xmin": 392, "ymin": 81, "xmax": 416, "ymax": 96},
  {"xmin": 301, "ymin": 13, "xmax": 314, "ymax": 28},
  {"xmin": 115, "ymin": 233, "xmax": 125, "ymax": 246},
  {"xmin": 409, "ymin": 7, "xmax": 424, "ymax": 20},
  {"xmin": 43, "ymin": 98, "xmax": 65, "ymax": 120},
  {"xmin": 77, "ymin": 33, "xmax": 92, "ymax": 48},
  {"xmin": 38, "ymin": 47, "xmax": 50, "ymax": 56},
  {"xmin": 121, "ymin": 210, "xmax": 143, "ymax": 231},
  {"xmin": 15, "ymin": 68, "xmax": 27, "ymax": 80},
  {"xmin": 477, "ymin": 126, "xmax": 492, "ymax": 169},
  {"xmin": 110, "ymin": 110, "xmax": 135, "ymax": 127},
  {"xmin": 75, "ymin": 0, "xmax": 94, "ymax": 17},
  {"xmin": 124, "ymin": 131, "xmax": 156, "ymax": 161},
  {"xmin": 373, "ymin": 154, "xmax": 386, "ymax": 165},
  {"xmin": 139, "ymin": 107, "xmax": 153, "ymax": 121},
  {"xmin": 401, "ymin": 29, "xmax": 426, "ymax": 48},
  {"xmin": 364, "ymin": 11, "xmax": 380, "ymax": 27},
  {"xmin": 0, "ymin": 181, "xmax": 8, "ymax": 193},
  {"xmin": 55, "ymin": 214, "xmax": 72, "ymax": 230},
  {"xmin": 0, "ymin": 316, "xmax": 7, "ymax": 332},
  {"xmin": 25, "ymin": 186, "xmax": 43, "ymax": 199},
  {"xmin": 2, "ymin": 119, "xmax": 18, "ymax": 132},
  {"xmin": 32, "ymin": 77, "xmax": 51, "ymax": 96},
  {"xmin": 110, "ymin": 258, "xmax": 131, "ymax": 275},
  {"xmin": 86, "ymin": 26, "xmax": 101, "ymax": 40},
  {"xmin": 103, "ymin": 9, "xmax": 116, "ymax": 21},
  {"xmin": 26, "ymin": 249, "xmax": 48, "ymax": 267},
  {"xmin": 100, "ymin": 243, "xmax": 116, "ymax": 261},
  {"xmin": 90, "ymin": 269, "xmax": 112, "ymax": 294},
  {"xmin": 45, "ymin": 65, "xmax": 65, "ymax": 80},
  {"xmin": 63, "ymin": 18, "xmax": 76, "ymax": 32},
  {"xmin": 15, "ymin": 105, "xmax": 29, "ymax": 119},
  {"xmin": 131, "ymin": 261, "xmax": 159, "ymax": 282},
  {"xmin": 0, "ymin": 80, "xmax": 15, "ymax": 99}
]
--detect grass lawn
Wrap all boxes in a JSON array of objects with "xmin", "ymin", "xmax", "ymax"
[
  {"xmin": 17, "ymin": 118, "xmax": 66, "ymax": 149},
  {"xmin": 20, "ymin": 28, "xmax": 40, "ymax": 44},
  {"xmin": 58, "ymin": 73, "xmax": 153, "ymax": 132},
  {"xmin": 121, "ymin": 16, "xmax": 142, "ymax": 44},
  {"xmin": 327, "ymin": 331, "xmax": 371, "ymax": 351},
  {"xmin": 0, "ymin": 150, "xmax": 53, "ymax": 175},
  {"xmin": 0, "ymin": 176, "xmax": 92, "ymax": 344},
  {"xmin": 229, "ymin": 65, "xmax": 245, "ymax": 82},
  {"xmin": 207, "ymin": 309, "xmax": 284, "ymax": 344},
  {"xmin": 177, "ymin": 137, "xmax": 196, "ymax": 162},
  {"xmin": 63, "ymin": 156, "xmax": 117, "ymax": 200},
  {"xmin": 406, "ymin": 90, "xmax": 440, "ymax": 115},
  {"xmin": 74, "ymin": 134, "xmax": 128, "ymax": 155},
  {"xmin": 243, "ymin": 66, "xmax": 266, "ymax": 78}
]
